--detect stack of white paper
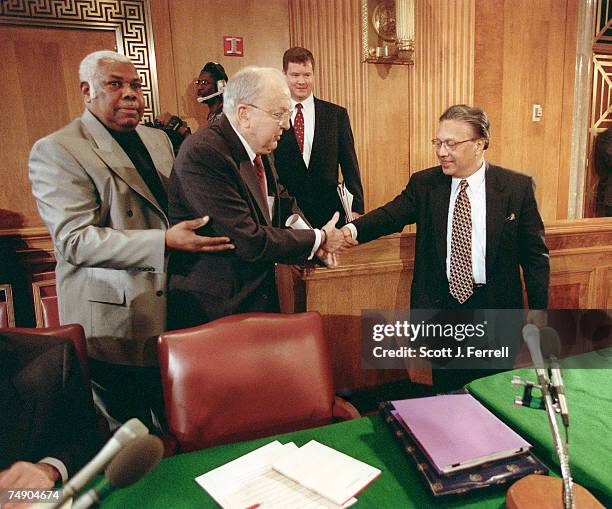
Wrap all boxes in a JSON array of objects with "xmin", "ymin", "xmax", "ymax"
[{"xmin": 195, "ymin": 440, "xmax": 380, "ymax": 509}]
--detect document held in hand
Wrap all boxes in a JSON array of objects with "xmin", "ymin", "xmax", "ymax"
[{"xmin": 336, "ymin": 182, "xmax": 354, "ymax": 224}]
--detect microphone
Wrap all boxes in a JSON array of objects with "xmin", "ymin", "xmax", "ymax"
[
  {"xmin": 196, "ymin": 90, "xmax": 222, "ymax": 103},
  {"xmin": 50, "ymin": 418, "xmax": 149, "ymax": 508},
  {"xmin": 196, "ymin": 80, "xmax": 226, "ymax": 103},
  {"xmin": 72, "ymin": 435, "xmax": 164, "ymax": 509},
  {"xmin": 541, "ymin": 326, "xmax": 569, "ymax": 428},
  {"xmin": 522, "ymin": 323, "xmax": 550, "ymax": 390}
]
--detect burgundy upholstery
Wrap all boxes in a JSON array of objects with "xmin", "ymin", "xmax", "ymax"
[
  {"xmin": 2, "ymin": 324, "xmax": 90, "ymax": 385},
  {"xmin": 32, "ymin": 280, "xmax": 60, "ymax": 328},
  {"xmin": 0, "ymin": 302, "xmax": 8, "ymax": 328},
  {"xmin": 40, "ymin": 296, "xmax": 60, "ymax": 328},
  {"xmin": 0, "ymin": 284, "xmax": 15, "ymax": 328},
  {"xmin": 158, "ymin": 312, "xmax": 359, "ymax": 452}
]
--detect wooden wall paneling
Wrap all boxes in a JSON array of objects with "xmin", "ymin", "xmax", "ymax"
[
  {"xmin": 474, "ymin": 0, "xmax": 579, "ymax": 222},
  {"xmin": 409, "ymin": 0, "xmax": 475, "ymax": 175},
  {"xmin": 150, "ymin": 0, "xmax": 179, "ymax": 116},
  {"xmin": 0, "ymin": 25, "xmax": 115, "ymax": 230},
  {"xmin": 163, "ymin": 0, "xmax": 290, "ymax": 132}
]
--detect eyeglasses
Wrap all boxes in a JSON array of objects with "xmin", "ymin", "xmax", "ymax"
[
  {"xmin": 246, "ymin": 103, "xmax": 292, "ymax": 124},
  {"xmin": 431, "ymin": 138, "xmax": 478, "ymax": 151},
  {"xmin": 193, "ymin": 79, "xmax": 212, "ymax": 86}
]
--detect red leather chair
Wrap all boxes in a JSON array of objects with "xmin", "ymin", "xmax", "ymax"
[
  {"xmin": 158, "ymin": 312, "xmax": 360, "ymax": 452},
  {"xmin": 1, "ymin": 324, "xmax": 90, "ymax": 385},
  {"xmin": 0, "ymin": 283, "xmax": 15, "ymax": 327},
  {"xmin": 32, "ymin": 279, "xmax": 60, "ymax": 328}
]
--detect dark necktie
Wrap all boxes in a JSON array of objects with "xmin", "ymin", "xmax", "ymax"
[
  {"xmin": 294, "ymin": 103, "xmax": 304, "ymax": 153},
  {"xmin": 449, "ymin": 179, "xmax": 473, "ymax": 303},
  {"xmin": 253, "ymin": 155, "xmax": 267, "ymax": 201}
]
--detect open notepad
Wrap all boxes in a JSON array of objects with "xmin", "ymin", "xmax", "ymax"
[{"xmin": 195, "ymin": 440, "xmax": 380, "ymax": 508}]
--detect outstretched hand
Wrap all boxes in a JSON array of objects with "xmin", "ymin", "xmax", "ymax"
[
  {"xmin": 165, "ymin": 216, "xmax": 235, "ymax": 252},
  {"xmin": 321, "ymin": 212, "xmax": 358, "ymax": 253}
]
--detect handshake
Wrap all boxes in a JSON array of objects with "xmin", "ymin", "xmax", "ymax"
[{"xmin": 316, "ymin": 211, "xmax": 359, "ymax": 267}]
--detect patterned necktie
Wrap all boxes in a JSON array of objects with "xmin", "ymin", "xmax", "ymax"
[
  {"xmin": 449, "ymin": 179, "xmax": 473, "ymax": 303},
  {"xmin": 253, "ymin": 155, "xmax": 267, "ymax": 200},
  {"xmin": 293, "ymin": 103, "xmax": 304, "ymax": 153}
]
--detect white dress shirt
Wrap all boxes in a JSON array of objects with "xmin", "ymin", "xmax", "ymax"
[
  {"xmin": 446, "ymin": 160, "xmax": 487, "ymax": 284},
  {"xmin": 228, "ymin": 119, "xmax": 321, "ymax": 257},
  {"xmin": 291, "ymin": 94, "xmax": 315, "ymax": 167}
]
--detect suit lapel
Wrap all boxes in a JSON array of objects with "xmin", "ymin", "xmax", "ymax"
[
  {"xmin": 217, "ymin": 117, "xmax": 272, "ymax": 225},
  {"xmin": 81, "ymin": 110, "xmax": 167, "ymax": 218},
  {"xmin": 308, "ymin": 98, "xmax": 325, "ymax": 170},
  {"xmin": 429, "ymin": 168, "xmax": 452, "ymax": 270},
  {"xmin": 485, "ymin": 164, "xmax": 509, "ymax": 276}
]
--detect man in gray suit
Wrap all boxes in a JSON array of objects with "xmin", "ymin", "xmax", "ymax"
[{"xmin": 29, "ymin": 50, "xmax": 233, "ymax": 432}]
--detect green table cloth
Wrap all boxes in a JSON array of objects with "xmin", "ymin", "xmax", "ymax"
[
  {"xmin": 100, "ymin": 416, "xmax": 510, "ymax": 508},
  {"xmin": 467, "ymin": 359, "xmax": 612, "ymax": 507}
]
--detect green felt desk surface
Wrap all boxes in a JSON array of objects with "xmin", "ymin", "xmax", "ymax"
[
  {"xmin": 467, "ymin": 363, "xmax": 612, "ymax": 508},
  {"xmin": 100, "ymin": 416, "xmax": 509, "ymax": 509}
]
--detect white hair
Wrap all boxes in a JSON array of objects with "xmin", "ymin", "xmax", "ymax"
[
  {"xmin": 223, "ymin": 66, "xmax": 288, "ymax": 117},
  {"xmin": 79, "ymin": 50, "xmax": 132, "ymax": 98}
]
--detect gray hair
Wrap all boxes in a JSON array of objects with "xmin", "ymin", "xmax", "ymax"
[
  {"xmin": 79, "ymin": 50, "xmax": 131, "ymax": 98},
  {"xmin": 223, "ymin": 66, "xmax": 287, "ymax": 117},
  {"xmin": 439, "ymin": 104, "xmax": 490, "ymax": 149}
]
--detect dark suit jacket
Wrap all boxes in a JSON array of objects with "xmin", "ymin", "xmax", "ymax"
[
  {"xmin": 274, "ymin": 97, "xmax": 364, "ymax": 228},
  {"xmin": 352, "ymin": 164, "xmax": 550, "ymax": 309},
  {"xmin": 0, "ymin": 333, "xmax": 99, "ymax": 475},
  {"xmin": 168, "ymin": 115, "xmax": 316, "ymax": 327}
]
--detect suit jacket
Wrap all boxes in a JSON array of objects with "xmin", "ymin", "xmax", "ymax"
[
  {"xmin": 168, "ymin": 114, "xmax": 316, "ymax": 327},
  {"xmin": 352, "ymin": 164, "xmax": 550, "ymax": 309},
  {"xmin": 29, "ymin": 109, "xmax": 174, "ymax": 366},
  {"xmin": 0, "ymin": 333, "xmax": 99, "ymax": 475},
  {"xmin": 274, "ymin": 97, "xmax": 364, "ymax": 228}
]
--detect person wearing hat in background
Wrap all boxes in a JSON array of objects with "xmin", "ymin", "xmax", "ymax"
[
  {"xmin": 195, "ymin": 61, "xmax": 228, "ymax": 126},
  {"xmin": 147, "ymin": 61, "xmax": 228, "ymax": 155}
]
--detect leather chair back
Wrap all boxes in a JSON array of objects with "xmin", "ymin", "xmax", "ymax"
[
  {"xmin": 158, "ymin": 312, "xmax": 338, "ymax": 452},
  {"xmin": 2, "ymin": 324, "xmax": 89, "ymax": 385}
]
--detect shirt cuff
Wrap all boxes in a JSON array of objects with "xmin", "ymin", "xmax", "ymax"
[
  {"xmin": 309, "ymin": 229, "xmax": 322, "ymax": 260},
  {"xmin": 345, "ymin": 223, "xmax": 358, "ymax": 241},
  {"xmin": 39, "ymin": 457, "xmax": 68, "ymax": 484}
]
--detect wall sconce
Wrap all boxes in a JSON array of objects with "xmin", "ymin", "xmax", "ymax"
[{"xmin": 362, "ymin": 0, "xmax": 415, "ymax": 65}]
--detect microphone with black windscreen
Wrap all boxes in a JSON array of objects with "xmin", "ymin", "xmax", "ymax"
[{"xmin": 71, "ymin": 434, "xmax": 164, "ymax": 509}]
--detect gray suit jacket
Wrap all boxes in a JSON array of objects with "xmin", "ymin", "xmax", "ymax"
[{"xmin": 29, "ymin": 109, "xmax": 174, "ymax": 366}]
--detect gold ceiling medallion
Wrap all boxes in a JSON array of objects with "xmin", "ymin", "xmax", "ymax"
[
  {"xmin": 0, "ymin": 0, "xmax": 160, "ymax": 122},
  {"xmin": 362, "ymin": 0, "xmax": 414, "ymax": 65}
]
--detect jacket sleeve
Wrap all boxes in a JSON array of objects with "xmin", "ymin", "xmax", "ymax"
[
  {"xmin": 171, "ymin": 143, "xmax": 316, "ymax": 264},
  {"xmin": 28, "ymin": 136, "xmax": 166, "ymax": 273},
  {"xmin": 337, "ymin": 107, "xmax": 365, "ymax": 213},
  {"xmin": 518, "ymin": 176, "xmax": 550, "ymax": 309}
]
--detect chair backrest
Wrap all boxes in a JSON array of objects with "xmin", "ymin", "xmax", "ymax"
[
  {"xmin": 32, "ymin": 279, "xmax": 59, "ymax": 328},
  {"xmin": 0, "ymin": 283, "xmax": 15, "ymax": 327},
  {"xmin": 1, "ymin": 324, "xmax": 89, "ymax": 385},
  {"xmin": 158, "ymin": 312, "xmax": 336, "ymax": 452}
]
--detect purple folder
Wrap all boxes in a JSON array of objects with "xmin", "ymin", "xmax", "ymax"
[{"xmin": 391, "ymin": 393, "xmax": 531, "ymax": 475}]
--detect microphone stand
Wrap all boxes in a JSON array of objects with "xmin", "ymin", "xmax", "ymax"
[{"xmin": 538, "ymin": 373, "xmax": 574, "ymax": 508}]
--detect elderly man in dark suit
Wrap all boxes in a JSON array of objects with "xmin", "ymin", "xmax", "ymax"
[
  {"xmin": 168, "ymin": 66, "xmax": 352, "ymax": 328},
  {"xmin": 274, "ymin": 47, "xmax": 365, "ymax": 228},
  {"xmin": 0, "ymin": 332, "xmax": 100, "ymax": 497}
]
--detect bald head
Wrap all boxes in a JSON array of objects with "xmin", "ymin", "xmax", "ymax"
[{"xmin": 224, "ymin": 67, "xmax": 291, "ymax": 154}]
